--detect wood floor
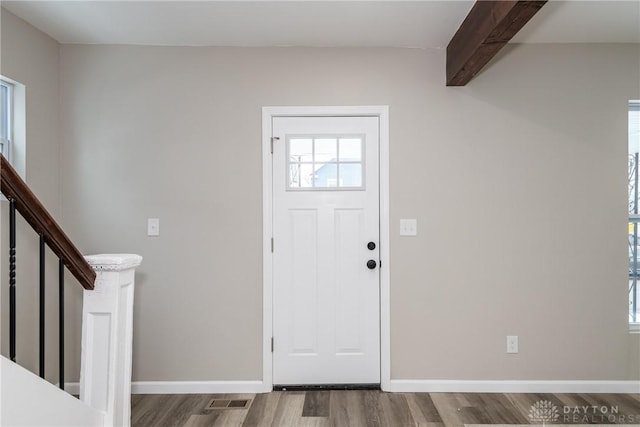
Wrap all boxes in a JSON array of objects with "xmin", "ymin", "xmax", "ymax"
[{"xmin": 131, "ymin": 391, "xmax": 640, "ymax": 427}]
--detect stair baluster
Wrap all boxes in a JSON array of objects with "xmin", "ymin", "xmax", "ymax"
[{"xmin": 9, "ymin": 197, "xmax": 16, "ymax": 362}]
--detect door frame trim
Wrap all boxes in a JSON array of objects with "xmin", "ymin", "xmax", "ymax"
[{"xmin": 261, "ymin": 106, "xmax": 390, "ymax": 392}]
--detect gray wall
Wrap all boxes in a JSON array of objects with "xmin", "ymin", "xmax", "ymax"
[
  {"xmin": 2, "ymin": 8, "xmax": 639, "ymax": 383},
  {"xmin": 0, "ymin": 9, "xmax": 74, "ymax": 383},
  {"xmin": 58, "ymin": 43, "xmax": 640, "ymax": 382}
]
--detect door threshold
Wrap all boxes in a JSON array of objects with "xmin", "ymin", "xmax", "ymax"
[{"xmin": 273, "ymin": 384, "xmax": 381, "ymax": 391}]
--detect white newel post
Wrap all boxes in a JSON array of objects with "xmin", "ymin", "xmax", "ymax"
[{"xmin": 79, "ymin": 254, "xmax": 142, "ymax": 427}]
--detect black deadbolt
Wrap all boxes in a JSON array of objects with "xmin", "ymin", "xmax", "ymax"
[
  {"xmin": 367, "ymin": 260, "xmax": 377, "ymax": 270},
  {"xmin": 367, "ymin": 242, "xmax": 376, "ymax": 250}
]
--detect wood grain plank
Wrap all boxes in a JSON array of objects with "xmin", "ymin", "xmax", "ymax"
[
  {"xmin": 134, "ymin": 394, "xmax": 206, "ymax": 427},
  {"xmin": 572, "ymin": 393, "xmax": 640, "ymax": 424},
  {"xmin": 131, "ymin": 393, "xmax": 146, "ymax": 412},
  {"xmin": 131, "ymin": 394, "xmax": 144, "ymax": 405},
  {"xmin": 405, "ymin": 393, "xmax": 428, "ymax": 426},
  {"xmin": 609, "ymin": 393, "xmax": 640, "ymax": 413},
  {"xmin": 270, "ymin": 392, "xmax": 305, "ymax": 426},
  {"xmin": 460, "ymin": 394, "xmax": 494, "ymax": 424},
  {"xmin": 474, "ymin": 393, "xmax": 527, "ymax": 424},
  {"xmin": 205, "ymin": 393, "xmax": 255, "ymax": 427},
  {"xmin": 430, "ymin": 393, "xmax": 466, "ymax": 427},
  {"xmin": 363, "ymin": 391, "xmax": 385, "ymax": 427},
  {"xmin": 554, "ymin": 392, "xmax": 592, "ymax": 409},
  {"xmin": 378, "ymin": 392, "xmax": 416, "ymax": 427},
  {"xmin": 302, "ymin": 391, "xmax": 331, "ymax": 417},
  {"xmin": 330, "ymin": 390, "xmax": 375, "ymax": 427},
  {"xmin": 504, "ymin": 392, "xmax": 538, "ymax": 421},
  {"xmin": 506, "ymin": 392, "xmax": 565, "ymax": 423},
  {"xmin": 211, "ymin": 408, "xmax": 249, "ymax": 427},
  {"xmin": 288, "ymin": 417, "xmax": 333, "ymax": 427},
  {"xmin": 169, "ymin": 395, "xmax": 214, "ymax": 427},
  {"xmin": 132, "ymin": 394, "xmax": 172, "ymax": 427},
  {"xmin": 412, "ymin": 393, "xmax": 443, "ymax": 423},
  {"xmin": 457, "ymin": 406, "xmax": 491, "ymax": 425},
  {"xmin": 328, "ymin": 391, "xmax": 354, "ymax": 427},
  {"xmin": 130, "ymin": 391, "xmax": 640, "ymax": 427},
  {"xmin": 405, "ymin": 393, "xmax": 446, "ymax": 427},
  {"xmin": 242, "ymin": 392, "xmax": 282, "ymax": 427},
  {"xmin": 183, "ymin": 414, "xmax": 221, "ymax": 427},
  {"xmin": 496, "ymin": 392, "xmax": 531, "ymax": 424}
]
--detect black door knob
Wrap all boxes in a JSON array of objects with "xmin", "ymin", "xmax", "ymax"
[
  {"xmin": 367, "ymin": 242, "xmax": 376, "ymax": 250},
  {"xmin": 367, "ymin": 260, "xmax": 377, "ymax": 270}
]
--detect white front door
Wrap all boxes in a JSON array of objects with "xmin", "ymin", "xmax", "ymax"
[{"xmin": 272, "ymin": 116, "xmax": 380, "ymax": 385}]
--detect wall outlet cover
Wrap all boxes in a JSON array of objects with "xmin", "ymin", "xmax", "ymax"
[{"xmin": 400, "ymin": 219, "xmax": 417, "ymax": 236}]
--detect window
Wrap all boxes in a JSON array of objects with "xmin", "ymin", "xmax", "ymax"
[
  {"xmin": 287, "ymin": 135, "xmax": 364, "ymax": 190},
  {"xmin": 628, "ymin": 100, "xmax": 640, "ymax": 326},
  {"xmin": 0, "ymin": 79, "xmax": 13, "ymax": 161}
]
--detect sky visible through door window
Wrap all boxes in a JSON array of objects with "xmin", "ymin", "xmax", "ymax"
[{"xmin": 288, "ymin": 135, "xmax": 364, "ymax": 190}]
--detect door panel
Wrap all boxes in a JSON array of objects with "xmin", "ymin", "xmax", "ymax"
[
  {"xmin": 290, "ymin": 209, "xmax": 318, "ymax": 355},
  {"xmin": 272, "ymin": 116, "xmax": 380, "ymax": 385},
  {"xmin": 334, "ymin": 208, "xmax": 365, "ymax": 355}
]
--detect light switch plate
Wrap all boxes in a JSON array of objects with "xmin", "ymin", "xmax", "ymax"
[
  {"xmin": 400, "ymin": 219, "xmax": 417, "ymax": 236},
  {"xmin": 147, "ymin": 218, "xmax": 160, "ymax": 236}
]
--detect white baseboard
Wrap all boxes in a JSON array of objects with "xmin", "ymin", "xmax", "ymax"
[
  {"xmin": 388, "ymin": 380, "xmax": 640, "ymax": 393},
  {"xmin": 63, "ymin": 380, "xmax": 267, "ymax": 395},
  {"xmin": 131, "ymin": 381, "xmax": 267, "ymax": 394},
  {"xmin": 62, "ymin": 379, "xmax": 640, "ymax": 395}
]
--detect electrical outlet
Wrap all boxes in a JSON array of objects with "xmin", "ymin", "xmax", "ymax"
[
  {"xmin": 400, "ymin": 219, "xmax": 417, "ymax": 236},
  {"xmin": 506, "ymin": 335, "xmax": 518, "ymax": 353}
]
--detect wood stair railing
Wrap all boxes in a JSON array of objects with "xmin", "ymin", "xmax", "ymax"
[
  {"xmin": 1, "ymin": 154, "xmax": 95, "ymax": 289},
  {"xmin": 1, "ymin": 155, "xmax": 141, "ymax": 424},
  {"xmin": 2, "ymin": 153, "xmax": 96, "ymax": 385}
]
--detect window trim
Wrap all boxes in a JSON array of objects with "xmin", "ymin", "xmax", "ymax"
[
  {"xmin": 629, "ymin": 100, "xmax": 640, "ymax": 331},
  {"xmin": 1, "ymin": 78, "xmax": 14, "ymax": 163}
]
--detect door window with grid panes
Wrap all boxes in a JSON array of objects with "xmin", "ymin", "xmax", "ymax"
[{"xmin": 287, "ymin": 136, "xmax": 364, "ymax": 190}]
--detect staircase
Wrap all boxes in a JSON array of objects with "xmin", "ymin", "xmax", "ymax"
[
  {"xmin": 2, "ymin": 355, "xmax": 105, "ymax": 426},
  {"xmin": 0, "ymin": 155, "xmax": 142, "ymax": 427}
]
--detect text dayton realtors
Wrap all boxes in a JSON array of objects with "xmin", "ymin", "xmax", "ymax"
[{"xmin": 562, "ymin": 405, "xmax": 636, "ymax": 424}]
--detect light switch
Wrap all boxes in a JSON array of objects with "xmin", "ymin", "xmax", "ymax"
[
  {"xmin": 147, "ymin": 218, "xmax": 160, "ymax": 236},
  {"xmin": 400, "ymin": 219, "xmax": 417, "ymax": 236}
]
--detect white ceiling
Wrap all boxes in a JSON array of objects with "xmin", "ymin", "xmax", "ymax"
[{"xmin": 2, "ymin": 1, "xmax": 639, "ymax": 49}]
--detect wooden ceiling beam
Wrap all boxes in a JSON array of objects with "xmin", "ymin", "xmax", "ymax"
[{"xmin": 446, "ymin": 0, "xmax": 547, "ymax": 86}]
